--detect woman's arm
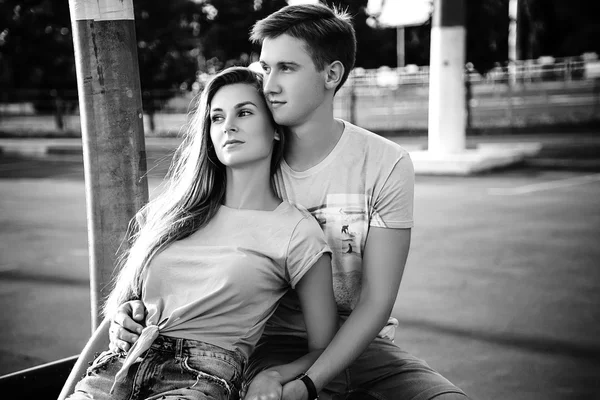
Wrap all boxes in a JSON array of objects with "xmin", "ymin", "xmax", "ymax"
[
  {"xmin": 244, "ymin": 253, "xmax": 338, "ymax": 399},
  {"xmin": 289, "ymin": 227, "xmax": 412, "ymax": 396},
  {"xmin": 57, "ymin": 317, "xmax": 112, "ymax": 400}
]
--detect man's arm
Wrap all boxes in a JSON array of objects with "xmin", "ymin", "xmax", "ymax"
[
  {"xmin": 57, "ymin": 317, "xmax": 112, "ymax": 400},
  {"xmin": 244, "ymin": 254, "xmax": 338, "ymax": 400},
  {"xmin": 288, "ymin": 227, "xmax": 411, "ymax": 395}
]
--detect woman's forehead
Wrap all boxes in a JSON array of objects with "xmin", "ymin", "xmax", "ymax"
[{"xmin": 213, "ymin": 83, "xmax": 260, "ymax": 102}]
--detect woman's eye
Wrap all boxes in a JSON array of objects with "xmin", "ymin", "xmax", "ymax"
[
  {"xmin": 211, "ymin": 115, "xmax": 223, "ymax": 123},
  {"xmin": 239, "ymin": 110, "xmax": 252, "ymax": 117}
]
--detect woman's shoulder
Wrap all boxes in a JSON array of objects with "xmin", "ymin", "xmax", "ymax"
[
  {"xmin": 278, "ymin": 202, "xmax": 324, "ymax": 239},
  {"xmin": 278, "ymin": 201, "xmax": 312, "ymax": 221}
]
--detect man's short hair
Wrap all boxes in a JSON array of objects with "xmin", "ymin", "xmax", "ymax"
[{"xmin": 250, "ymin": 3, "xmax": 357, "ymax": 92}]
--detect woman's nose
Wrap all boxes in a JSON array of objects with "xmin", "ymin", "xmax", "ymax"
[{"xmin": 223, "ymin": 119, "xmax": 237, "ymax": 134}]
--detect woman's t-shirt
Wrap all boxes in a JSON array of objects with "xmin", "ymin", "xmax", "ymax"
[{"xmin": 142, "ymin": 201, "xmax": 331, "ymax": 359}]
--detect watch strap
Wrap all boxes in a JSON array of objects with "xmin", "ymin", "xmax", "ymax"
[{"xmin": 294, "ymin": 372, "xmax": 318, "ymax": 400}]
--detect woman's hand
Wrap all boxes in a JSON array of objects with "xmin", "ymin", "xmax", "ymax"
[
  {"xmin": 243, "ymin": 370, "xmax": 283, "ymax": 400},
  {"xmin": 282, "ymin": 380, "xmax": 333, "ymax": 400},
  {"xmin": 281, "ymin": 379, "xmax": 307, "ymax": 400},
  {"xmin": 109, "ymin": 300, "xmax": 146, "ymax": 352}
]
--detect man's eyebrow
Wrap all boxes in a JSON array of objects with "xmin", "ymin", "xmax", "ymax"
[
  {"xmin": 259, "ymin": 60, "xmax": 300, "ymax": 67},
  {"xmin": 211, "ymin": 101, "xmax": 257, "ymax": 112}
]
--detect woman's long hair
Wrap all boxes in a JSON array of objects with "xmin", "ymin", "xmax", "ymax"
[{"xmin": 103, "ymin": 67, "xmax": 284, "ymax": 318}]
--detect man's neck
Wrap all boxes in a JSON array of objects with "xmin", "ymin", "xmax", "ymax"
[{"xmin": 284, "ymin": 115, "xmax": 344, "ymax": 172}]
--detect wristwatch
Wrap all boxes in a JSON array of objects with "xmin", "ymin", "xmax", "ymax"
[{"xmin": 294, "ymin": 372, "xmax": 318, "ymax": 400}]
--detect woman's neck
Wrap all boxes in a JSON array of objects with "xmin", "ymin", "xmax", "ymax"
[{"xmin": 223, "ymin": 166, "xmax": 280, "ymax": 211}]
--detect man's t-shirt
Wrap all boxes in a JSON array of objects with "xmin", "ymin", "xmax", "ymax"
[{"xmin": 265, "ymin": 120, "xmax": 415, "ymax": 337}]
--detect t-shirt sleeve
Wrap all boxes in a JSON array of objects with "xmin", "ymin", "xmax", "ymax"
[
  {"xmin": 286, "ymin": 216, "xmax": 332, "ymax": 289},
  {"xmin": 371, "ymin": 152, "xmax": 415, "ymax": 229}
]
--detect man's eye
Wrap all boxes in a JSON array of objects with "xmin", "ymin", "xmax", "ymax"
[{"xmin": 262, "ymin": 66, "xmax": 271, "ymax": 74}]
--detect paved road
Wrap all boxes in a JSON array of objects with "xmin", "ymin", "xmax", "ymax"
[{"xmin": 1, "ymin": 153, "xmax": 599, "ymax": 399}]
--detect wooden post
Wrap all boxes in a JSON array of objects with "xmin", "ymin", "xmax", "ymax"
[
  {"xmin": 68, "ymin": 0, "xmax": 148, "ymax": 330},
  {"xmin": 428, "ymin": 0, "xmax": 466, "ymax": 154}
]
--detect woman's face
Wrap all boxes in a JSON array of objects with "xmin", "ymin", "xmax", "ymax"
[{"xmin": 209, "ymin": 83, "xmax": 278, "ymax": 169}]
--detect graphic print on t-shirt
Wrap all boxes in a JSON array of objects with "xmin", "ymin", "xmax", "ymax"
[{"xmin": 309, "ymin": 193, "xmax": 371, "ymax": 312}]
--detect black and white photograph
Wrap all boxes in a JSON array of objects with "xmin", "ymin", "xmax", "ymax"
[{"xmin": 1, "ymin": 0, "xmax": 599, "ymax": 399}]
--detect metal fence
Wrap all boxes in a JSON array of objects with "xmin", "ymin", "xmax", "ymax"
[{"xmin": 346, "ymin": 55, "xmax": 599, "ymax": 88}]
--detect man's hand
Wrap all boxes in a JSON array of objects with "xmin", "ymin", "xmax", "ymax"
[
  {"xmin": 108, "ymin": 300, "xmax": 146, "ymax": 353},
  {"xmin": 243, "ymin": 371, "xmax": 283, "ymax": 400}
]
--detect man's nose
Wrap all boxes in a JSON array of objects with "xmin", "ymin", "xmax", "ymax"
[{"xmin": 263, "ymin": 72, "xmax": 280, "ymax": 95}]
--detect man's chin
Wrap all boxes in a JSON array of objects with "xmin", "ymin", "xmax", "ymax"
[{"xmin": 273, "ymin": 114, "xmax": 292, "ymax": 127}]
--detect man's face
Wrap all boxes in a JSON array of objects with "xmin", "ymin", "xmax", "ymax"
[{"xmin": 259, "ymin": 34, "xmax": 327, "ymax": 128}]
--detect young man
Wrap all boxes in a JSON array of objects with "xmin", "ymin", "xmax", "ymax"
[{"xmin": 110, "ymin": 4, "xmax": 468, "ymax": 400}]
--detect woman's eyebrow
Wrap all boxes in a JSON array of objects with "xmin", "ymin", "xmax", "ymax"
[
  {"xmin": 234, "ymin": 101, "xmax": 257, "ymax": 109},
  {"xmin": 211, "ymin": 101, "xmax": 258, "ymax": 113}
]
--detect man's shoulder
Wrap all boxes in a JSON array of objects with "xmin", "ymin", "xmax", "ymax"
[{"xmin": 341, "ymin": 120, "xmax": 410, "ymax": 158}]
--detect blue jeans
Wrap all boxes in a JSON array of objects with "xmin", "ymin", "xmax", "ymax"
[
  {"xmin": 245, "ymin": 335, "xmax": 468, "ymax": 400},
  {"xmin": 68, "ymin": 335, "xmax": 245, "ymax": 400}
]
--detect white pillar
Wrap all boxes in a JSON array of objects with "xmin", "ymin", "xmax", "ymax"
[
  {"xmin": 428, "ymin": 0, "xmax": 466, "ymax": 154},
  {"xmin": 508, "ymin": 0, "xmax": 519, "ymax": 85}
]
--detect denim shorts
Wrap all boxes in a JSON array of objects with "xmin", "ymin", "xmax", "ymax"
[{"xmin": 69, "ymin": 335, "xmax": 245, "ymax": 400}]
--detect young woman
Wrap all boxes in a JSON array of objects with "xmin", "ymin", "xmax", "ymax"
[{"xmin": 59, "ymin": 66, "xmax": 338, "ymax": 400}]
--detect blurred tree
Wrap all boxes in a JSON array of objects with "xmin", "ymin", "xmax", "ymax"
[
  {"xmin": 464, "ymin": 0, "xmax": 600, "ymax": 73},
  {"xmin": 465, "ymin": 0, "xmax": 509, "ymax": 74},
  {"xmin": 0, "ymin": 0, "xmax": 210, "ymax": 131},
  {"xmin": 323, "ymin": 0, "xmax": 400, "ymax": 68},
  {"xmin": 520, "ymin": 0, "xmax": 600, "ymax": 60},
  {"xmin": 133, "ymin": 0, "xmax": 205, "ymax": 131},
  {"xmin": 0, "ymin": 0, "xmax": 76, "ymax": 123},
  {"xmin": 202, "ymin": 0, "xmax": 288, "ymax": 69}
]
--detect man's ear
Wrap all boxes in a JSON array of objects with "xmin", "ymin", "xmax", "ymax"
[{"xmin": 324, "ymin": 61, "xmax": 344, "ymax": 90}]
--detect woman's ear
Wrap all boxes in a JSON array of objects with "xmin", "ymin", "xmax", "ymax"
[
  {"xmin": 324, "ymin": 61, "xmax": 344, "ymax": 90},
  {"xmin": 274, "ymin": 129, "xmax": 281, "ymax": 141}
]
